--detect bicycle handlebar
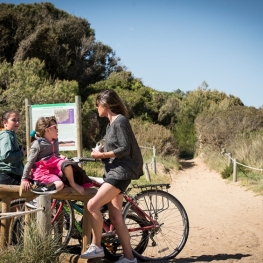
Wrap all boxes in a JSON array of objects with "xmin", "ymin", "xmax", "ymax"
[{"xmin": 70, "ymin": 157, "xmax": 97, "ymax": 163}]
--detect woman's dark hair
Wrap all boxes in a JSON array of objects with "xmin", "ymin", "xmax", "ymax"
[
  {"xmin": 1, "ymin": 110, "xmax": 19, "ymax": 129},
  {"xmin": 96, "ymin": 89, "xmax": 129, "ymax": 117}
]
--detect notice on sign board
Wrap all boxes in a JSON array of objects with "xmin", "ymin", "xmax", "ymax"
[{"xmin": 30, "ymin": 103, "xmax": 77, "ymax": 151}]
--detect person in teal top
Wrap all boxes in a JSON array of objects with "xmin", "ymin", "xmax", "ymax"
[{"xmin": 0, "ymin": 110, "xmax": 26, "ymax": 185}]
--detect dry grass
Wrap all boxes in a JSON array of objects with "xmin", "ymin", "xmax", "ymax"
[
  {"xmin": 0, "ymin": 220, "xmax": 62, "ymax": 263},
  {"xmin": 199, "ymin": 132, "xmax": 263, "ymax": 195}
]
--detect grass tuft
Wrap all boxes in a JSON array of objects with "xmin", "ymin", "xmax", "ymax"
[{"xmin": 0, "ymin": 219, "xmax": 62, "ymax": 263}]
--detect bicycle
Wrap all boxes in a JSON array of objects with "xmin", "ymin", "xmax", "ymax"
[{"xmin": 10, "ymin": 157, "xmax": 189, "ymax": 261}]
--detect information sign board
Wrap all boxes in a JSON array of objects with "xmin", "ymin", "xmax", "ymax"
[{"xmin": 30, "ymin": 103, "xmax": 77, "ymax": 151}]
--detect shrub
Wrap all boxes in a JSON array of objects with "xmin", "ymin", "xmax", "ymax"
[
  {"xmin": 221, "ymin": 164, "xmax": 233, "ymax": 179},
  {"xmin": 0, "ymin": 219, "xmax": 61, "ymax": 263}
]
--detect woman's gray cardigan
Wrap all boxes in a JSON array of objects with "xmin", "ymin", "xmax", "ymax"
[{"xmin": 103, "ymin": 114, "xmax": 143, "ymax": 180}]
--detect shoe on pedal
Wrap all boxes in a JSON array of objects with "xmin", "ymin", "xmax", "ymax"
[
  {"xmin": 31, "ymin": 183, "xmax": 57, "ymax": 195},
  {"xmin": 26, "ymin": 198, "xmax": 38, "ymax": 208},
  {"xmin": 115, "ymin": 256, "xmax": 137, "ymax": 263},
  {"xmin": 80, "ymin": 244, "xmax": 105, "ymax": 259}
]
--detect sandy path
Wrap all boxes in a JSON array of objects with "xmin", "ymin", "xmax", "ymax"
[{"xmin": 168, "ymin": 158, "xmax": 263, "ymax": 263}]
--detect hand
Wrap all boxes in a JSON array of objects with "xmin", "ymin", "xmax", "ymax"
[
  {"xmin": 91, "ymin": 149, "xmax": 103, "ymax": 159},
  {"xmin": 21, "ymin": 180, "xmax": 31, "ymax": 191}
]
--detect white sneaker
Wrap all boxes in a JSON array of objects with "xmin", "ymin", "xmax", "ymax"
[
  {"xmin": 26, "ymin": 198, "xmax": 37, "ymax": 209},
  {"xmin": 115, "ymin": 256, "xmax": 137, "ymax": 263},
  {"xmin": 80, "ymin": 244, "xmax": 105, "ymax": 259}
]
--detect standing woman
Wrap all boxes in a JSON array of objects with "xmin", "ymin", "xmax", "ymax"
[
  {"xmin": 80, "ymin": 90, "xmax": 143, "ymax": 263},
  {"xmin": 0, "ymin": 110, "xmax": 26, "ymax": 185}
]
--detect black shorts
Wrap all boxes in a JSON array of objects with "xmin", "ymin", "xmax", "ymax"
[
  {"xmin": 103, "ymin": 177, "xmax": 131, "ymax": 193},
  {"xmin": 0, "ymin": 172, "xmax": 21, "ymax": 185}
]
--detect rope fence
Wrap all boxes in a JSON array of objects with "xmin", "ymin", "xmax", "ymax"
[
  {"xmin": 221, "ymin": 148, "xmax": 263, "ymax": 182},
  {"xmin": 0, "ymin": 206, "xmax": 43, "ymax": 221}
]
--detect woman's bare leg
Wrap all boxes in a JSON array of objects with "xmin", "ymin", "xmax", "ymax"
[
  {"xmin": 108, "ymin": 194, "xmax": 134, "ymax": 260},
  {"xmin": 87, "ymin": 183, "xmax": 121, "ymax": 247}
]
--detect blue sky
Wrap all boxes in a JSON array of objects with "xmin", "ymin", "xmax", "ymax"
[{"xmin": 4, "ymin": 0, "xmax": 263, "ymax": 108}]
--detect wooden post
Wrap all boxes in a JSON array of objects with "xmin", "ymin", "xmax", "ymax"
[
  {"xmin": 25, "ymin": 98, "xmax": 31, "ymax": 155},
  {"xmin": 152, "ymin": 146, "xmax": 156, "ymax": 174},
  {"xmin": 0, "ymin": 196, "xmax": 11, "ymax": 248},
  {"xmin": 75, "ymin": 95, "xmax": 83, "ymax": 159},
  {"xmin": 144, "ymin": 163, "xmax": 151, "ymax": 182},
  {"xmin": 37, "ymin": 195, "xmax": 52, "ymax": 237},
  {"xmin": 233, "ymin": 158, "xmax": 238, "ymax": 182},
  {"xmin": 82, "ymin": 200, "xmax": 91, "ymax": 254},
  {"xmin": 228, "ymin": 153, "xmax": 232, "ymax": 166}
]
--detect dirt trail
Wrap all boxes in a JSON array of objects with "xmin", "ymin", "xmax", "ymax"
[{"xmin": 168, "ymin": 158, "xmax": 263, "ymax": 263}]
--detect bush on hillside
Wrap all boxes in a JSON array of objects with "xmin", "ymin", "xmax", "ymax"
[
  {"xmin": 195, "ymin": 106, "xmax": 263, "ymax": 152},
  {"xmin": 174, "ymin": 82, "xmax": 243, "ymax": 157},
  {"xmin": 221, "ymin": 164, "xmax": 233, "ymax": 179},
  {"xmin": 130, "ymin": 119, "xmax": 178, "ymax": 157}
]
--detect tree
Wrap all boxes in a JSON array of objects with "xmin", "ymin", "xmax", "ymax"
[
  {"xmin": 195, "ymin": 106, "xmax": 263, "ymax": 151},
  {"xmin": 0, "ymin": 2, "xmax": 123, "ymax": 100},
  {"xmin": 0, "ymin": 58, "xmax": 78, "ymax": 144},
  {"xmin": 173, "ymin": 82, "xmax": 244, "ymax": 157}
]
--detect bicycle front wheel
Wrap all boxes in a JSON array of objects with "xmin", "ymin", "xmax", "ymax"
[{"xmin": 122, "ymin": 189, "xmax": 189, "ymax": 261}]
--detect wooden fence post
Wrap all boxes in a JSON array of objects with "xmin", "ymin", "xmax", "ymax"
[
  {"xmin": 75, "ymin": 95, "xmax": 83, "ymax": 160},
  {"xmin": 228, "ymin": 153, "xmax": 232, "ymax": 166},
  {"xmin": 233, "ymin": 158, "xmax": 238, "ymax": 182},
  {"xmin": 144, "ymin": 163, "xmax": 151, "ymax": 182},
  {"xmin": 37, "ymin": 195, "xmax": 52, "ymax": 237},
  {"xmin": 152, "ymin": 146, "xmax": 156, "ymax": 174},
  {"xmin": 25, "ymin": 98, "xmax": 31, "ymax": 155}
]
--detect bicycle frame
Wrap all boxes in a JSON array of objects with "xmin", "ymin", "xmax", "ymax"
[
  {"xmin": 50, "ymin": 181, "xmax": 160, "ymax": 240},
  {"xmin": 122, "ymin": 194, "xmax": 158, "ymax": 233}
]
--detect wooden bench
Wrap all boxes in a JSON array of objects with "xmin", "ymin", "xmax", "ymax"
[{"xmin": 0, "ymin": 184, "xmax": 98, "ymax": 262}]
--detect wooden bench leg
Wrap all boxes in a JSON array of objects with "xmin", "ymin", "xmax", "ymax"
[
  {"xmin": 0, "ymin": 196, "xmax": 11, "ymax": 248},
  {"xmin": 82, "ymin": 199, "xmax": 92, "ymax": 254}
]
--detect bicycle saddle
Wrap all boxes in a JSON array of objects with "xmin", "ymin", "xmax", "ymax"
[{"xmin": 89, "ymin": 176, "xmax": 104, "ymax": 184}]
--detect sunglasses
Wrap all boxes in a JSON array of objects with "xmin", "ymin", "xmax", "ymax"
[{"xmin": 48, "ymin": 124, "xmax": 58, "ymax": 130}]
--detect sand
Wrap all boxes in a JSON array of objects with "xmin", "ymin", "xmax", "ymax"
[{"xmin": 169, "ymin": 158, "xmax": 263, "ymax": 263}]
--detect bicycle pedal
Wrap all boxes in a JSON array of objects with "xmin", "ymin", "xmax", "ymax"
[
  {"xmin": 102, "ymin": 231, "xmax": 115, "ymax": 237},
  {"xmin": 70, "ymin": 228, "xmax": 81, "ymax": 239}
]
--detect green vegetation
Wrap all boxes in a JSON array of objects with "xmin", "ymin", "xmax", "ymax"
[
  {"xmin": 196, "ymin": 108, "xmax": 263, "ymax": 195},
  {"xmin": 221, "ymin": 163, "xmax": 233, "ymax": 179},
  {"xmin": 0, "ymin": 220, "xmax": 61, "ymax": 263},
  {"xmin": 1, "ymin": 2, "xmax": 263, "ymax": 196}
]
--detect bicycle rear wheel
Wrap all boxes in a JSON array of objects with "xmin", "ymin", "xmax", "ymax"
[
  {"xmin": 51, "ymin": 199, "xmax": 75, "ymax": 253},
  {"xmin": 122, "ymin": 189, "xmax": 189, "ymax": 261},
  {"xmin": 9, "ymin": 199, "xmax": 29, "ymax": 245}
]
